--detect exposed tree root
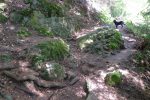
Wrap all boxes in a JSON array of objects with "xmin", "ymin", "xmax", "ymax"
[{"xmin": 3, "ymin": 70, "xmax": 66, "ymax": 89}]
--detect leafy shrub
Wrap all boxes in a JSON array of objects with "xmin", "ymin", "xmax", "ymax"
[
  {"xmin": 0, "ymin": 54, "xmax": 12, "ymax": 62},
  {"xmin": 98, "ymin": 10, "xmax": 112, "ymax": 24},
  {"xmin": 109, "ymin": 30, "xmax": 122, "ymax": 50},
  {"xmin": 126, "ymin": 21, "xmax": 150, "ymax": 37},
  {"xmin": 110, "ymin": 0, "xmax": 125, "ymax": 17},
  {"xmin": 0, "ymin": 13, "xmax": 7, "ymax": 23},
  {"xmin": 105, "ymin": 71, "xmax": 123, "ymax": 86},
  {"xmin": 36, "ymin": 38, "xmax": 69, "ymax": 61},
  {"xmin": 23, "ymin": 0, "xmax": 64, "ymax": 17},
  {"xmin": 133, "ymin": 50, "xmax": 150, "ymax": 68},
  {"xmin": 29, "ymin": 13, "xmax": 77, "ymax": 38},
  {"xmin": 31, "ymin": 55, "xmax": 45, "ymax": 68},
  {"xmin": 17, "ymin": 27, "xmax": 31, "ymax": 38},
  {"xmin": 29, "ymin": 11, "xmax": 45, "ymax": 29},
  {"xmin": 10, "ymin": 12, "xmax": 24, "ymax": 23},
  {"xmin": 36, "ymin": 27, "xmax": 53, "ymax": 36},
  {"xmin": 78, "ymin": 28, "xmax": 124, "ymax": 54}
]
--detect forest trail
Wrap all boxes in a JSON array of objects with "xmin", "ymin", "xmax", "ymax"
[
  {"xmin": 84, "ymin": 26, "xmax": 150, "ymax": 100},
  {"xmin": 106, "ymin": 26, "xmax": 137, "ymax": 63}
]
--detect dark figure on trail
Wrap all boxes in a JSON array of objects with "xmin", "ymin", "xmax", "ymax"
[{"xmin": 113, "ymin": 20, "xmax": 125, "ymax": 28}]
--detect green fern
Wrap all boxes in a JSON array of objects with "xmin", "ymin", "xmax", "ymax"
[
  {"xmin": 0, "ymin": 13, "xmax": 7, "ymax": 23},
  {"xmin": 37, "ymin": 38, "xmax": 69, "ymax": 61},
  {"xmin": 17, "ymin": 27, "xmax": 31, "ymax": 38},
  {"xmin": 31, "ymin": 55, "xmax": 45, "ymax": 68},
  {"xmin": 105, "ymin": 71, "xmax": 122, "ymax": 86},
  {"xmin": 36, "ymin": 27, "xmax": 53, "ymax": 36},
  {"xmin": 0, "ymin": 54, "xmax": 12, "ymax": 62}
]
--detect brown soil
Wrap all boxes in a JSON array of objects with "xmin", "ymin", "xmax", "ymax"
[{"xmin": 0, "ymin": 1, "xmax": 150, "ymax": 100}]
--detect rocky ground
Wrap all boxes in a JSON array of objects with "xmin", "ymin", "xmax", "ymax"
[{"xmin": 0, "ymin": 0, "xmax": 150, "ymax": 100}]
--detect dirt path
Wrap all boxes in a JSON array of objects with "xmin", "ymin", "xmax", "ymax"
[
  {"xmin": 85, "ymin": 26, "xmax": 150, "ymax": 100},
  {"xmin": 106, "ymin": 27, "xmax": 137, "ymax": 63}
]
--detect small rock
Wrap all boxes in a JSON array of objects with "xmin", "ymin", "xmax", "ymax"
[
  {"xmin": 111, "ymin": 52, "xmax": 116, "ymax": 55},
  {"xmin": 86, "ymin": 92, "xmax": 98, "ymax": 100}
]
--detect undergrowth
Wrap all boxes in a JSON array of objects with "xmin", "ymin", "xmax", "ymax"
[
  {"xmin": 105, "ymin": 71, "xmax": 123, "ymax": 86},
  {"xmin": 41, "ymin": 63, "xmax": 65, "ymax": 80},
  {"xmin": 78, "ymin": 28, "xmax": 124, "ymax": 54},
  {"xmin": 126, "ymin": 8, "xmax": 150, "ymax": 69},
  {"xmin": 37, "ymin": 39, "xmax": 69, "ymax": 60},
  {"xmin": 31, "ymin": 38, "xmax": 69, "ymax": 67},
  {"xmin": 0, "ymin": 54, "xmax": 12, "ymax": 62},
  {"xmin": 0, "ymin": 13, "xmax": 7, "ymax": 23},
  {"xmin": 17, "ymin": 27, "xmax": 31, "ymax": 38}
]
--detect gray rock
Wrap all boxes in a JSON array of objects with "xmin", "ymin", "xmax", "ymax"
[
  {"xmin": 84, "ymin": 79, "xmax": 99, "ymax": 100},
  {"xmin": 86, "ymin": 93, "xmax": 98, "ymax": 100}
]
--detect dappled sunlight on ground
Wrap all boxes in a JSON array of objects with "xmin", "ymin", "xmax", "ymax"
[
  {"xmin": 74, "ymin": 27, "xmax": 96, "ymax": 39},
  {"xmin": 119, "ymin": 69, "xmax": 146, "ymax": 90},
  {"xmin": 122, "ymin": 36, "xmax": 136, "ymax": 42},
  {"xmin": 0, "ymin": 24, "xmax": 3, "ymax": 32},
  {"xmin": 74, "ymin": 25, "xmax": 111, "ymax": 39},
  {"xmin": 86, "ymin": 74, "xmax": 126, "ymax": 100},
  {"xmin": 75, "ymin": 86, "xmax": 86, "ymax": 98},
  {"xmin": 25, "ymin": 82, "xmax": 45, "ymax": 97}
]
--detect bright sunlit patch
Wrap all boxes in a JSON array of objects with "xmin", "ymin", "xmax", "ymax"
[
  {"xmin": 86, "ymin": 78, "xmax": 98, "ymax": 91},
  {"xmin": 98, "ymin": 70, "xmax": 107, "ymax": 79},
  {"xmin": 115, "ymin": 29, "xmax": 119, "ymax": 31},
  {"xmin": 124, "ymin": 0, "xmax": 148, "ymax": 22},
  {"xmin": 0, "ymin": 3, "xmax": 7, "ymax": 10},
  {"xmin": 108, "ymin": 93, "xmax": 117, "ymax": 100},
  {"xmin": 118, "ymin": 69, "xmax": 129, "ymax": 75},
  {"xmin": 25, "ymin": 82, "xmax": 44, "ymax": 97},
  {"xmin": 132, "ymin": 77, "xmax": 145, "ymax": 89},
  {"xmin": 121, "ymin": 70, "xmax": 146, "ymax": 90},
  {"xmin": 80, "ymin": 39, "xmax": 93, "ymax": 49},
  {"xmin": 122, "ymin": 36, "xmax": 136, "ymax": 42},
  {"xmin": 75, "ymin": 86, "xmax": 86, "ymax": 98}
]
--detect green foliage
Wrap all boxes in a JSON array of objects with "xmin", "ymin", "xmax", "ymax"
[
  {"xmin": 28, "ymin": 11, "xmax": 73, "ymax": 37},
  {"xmin": 41, "ymin": 63, "xmax": 65, "ymax": 80},
  {"xmin": 105, "ymin": 71, "xmax": 123, "ymax": 86},
  {"xmin": 44, "ymin": 2, "xmax": 64, "ymax": 17},
  {"xmin": 29, "ymin": 11, "xmax": 45, "ymax": 29},
  {"xmin": 23, "ymin": 0, "xmax": 64, "ymax": 17},
  {"xmin": 31, "ymin": 55, "xmax": 46, "ymax": 69},
  {"xmin": 10, "ymin": 12, "xmax": 24, "ymax": 23},
  {"xmin": 10, "ymin": 8, "xmax": 32, "ymax": 24},
  {"xmin": 133, "ymin": 50, "xmax": 150, "ymax": 68},
  {"xmin": 29, "ymin": 13, "xmax": 78, "ymax": 38},
  {"xmin": 110, "ymin": 0, "xmax": 125, "ymax": 17},
  {"xmin": 78, "ymin": 28, "xmax": 123, "ymax": 54},
  {"xmin": 98, "ymin": 11, "xmax": 112, "ymax": 24},
  {"xmin": 109, "ymin": 30, "xmax": 122, "ymax": 50},
  {"xmin": 37, "ymin": 38, "xmax": 69, "ymax": 61},
  {"xmin": 17, "ymin": 27, "xmax": 31, "ymax": 38},
  {"xmin": 25, "ymin": 11, "xmax": 53, "ymax": 36},
  {"xmin": 0, "ymin": 54, "xmax": 12, "ymax": 62},
  {"xmin": 37, "ymin": 27, "xmax": 53, "ymax": 36},
  {"xmin": 17, "ymin": 8, "xmax": 33, "ymax": 17},
  {"xmin": 127, "ymin": 5, "xmax": 150, "ymax": 70},
  {"xmin": 0, "ymin": 13, "xmax": 7, "ymax": 23},
  {"xmin": 126, "ymin": 21, "xmax": 150, "ymax": 37},
  {"xmin": 10, "ymin": 0, "xmax": 85, "ymax": 38}
]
